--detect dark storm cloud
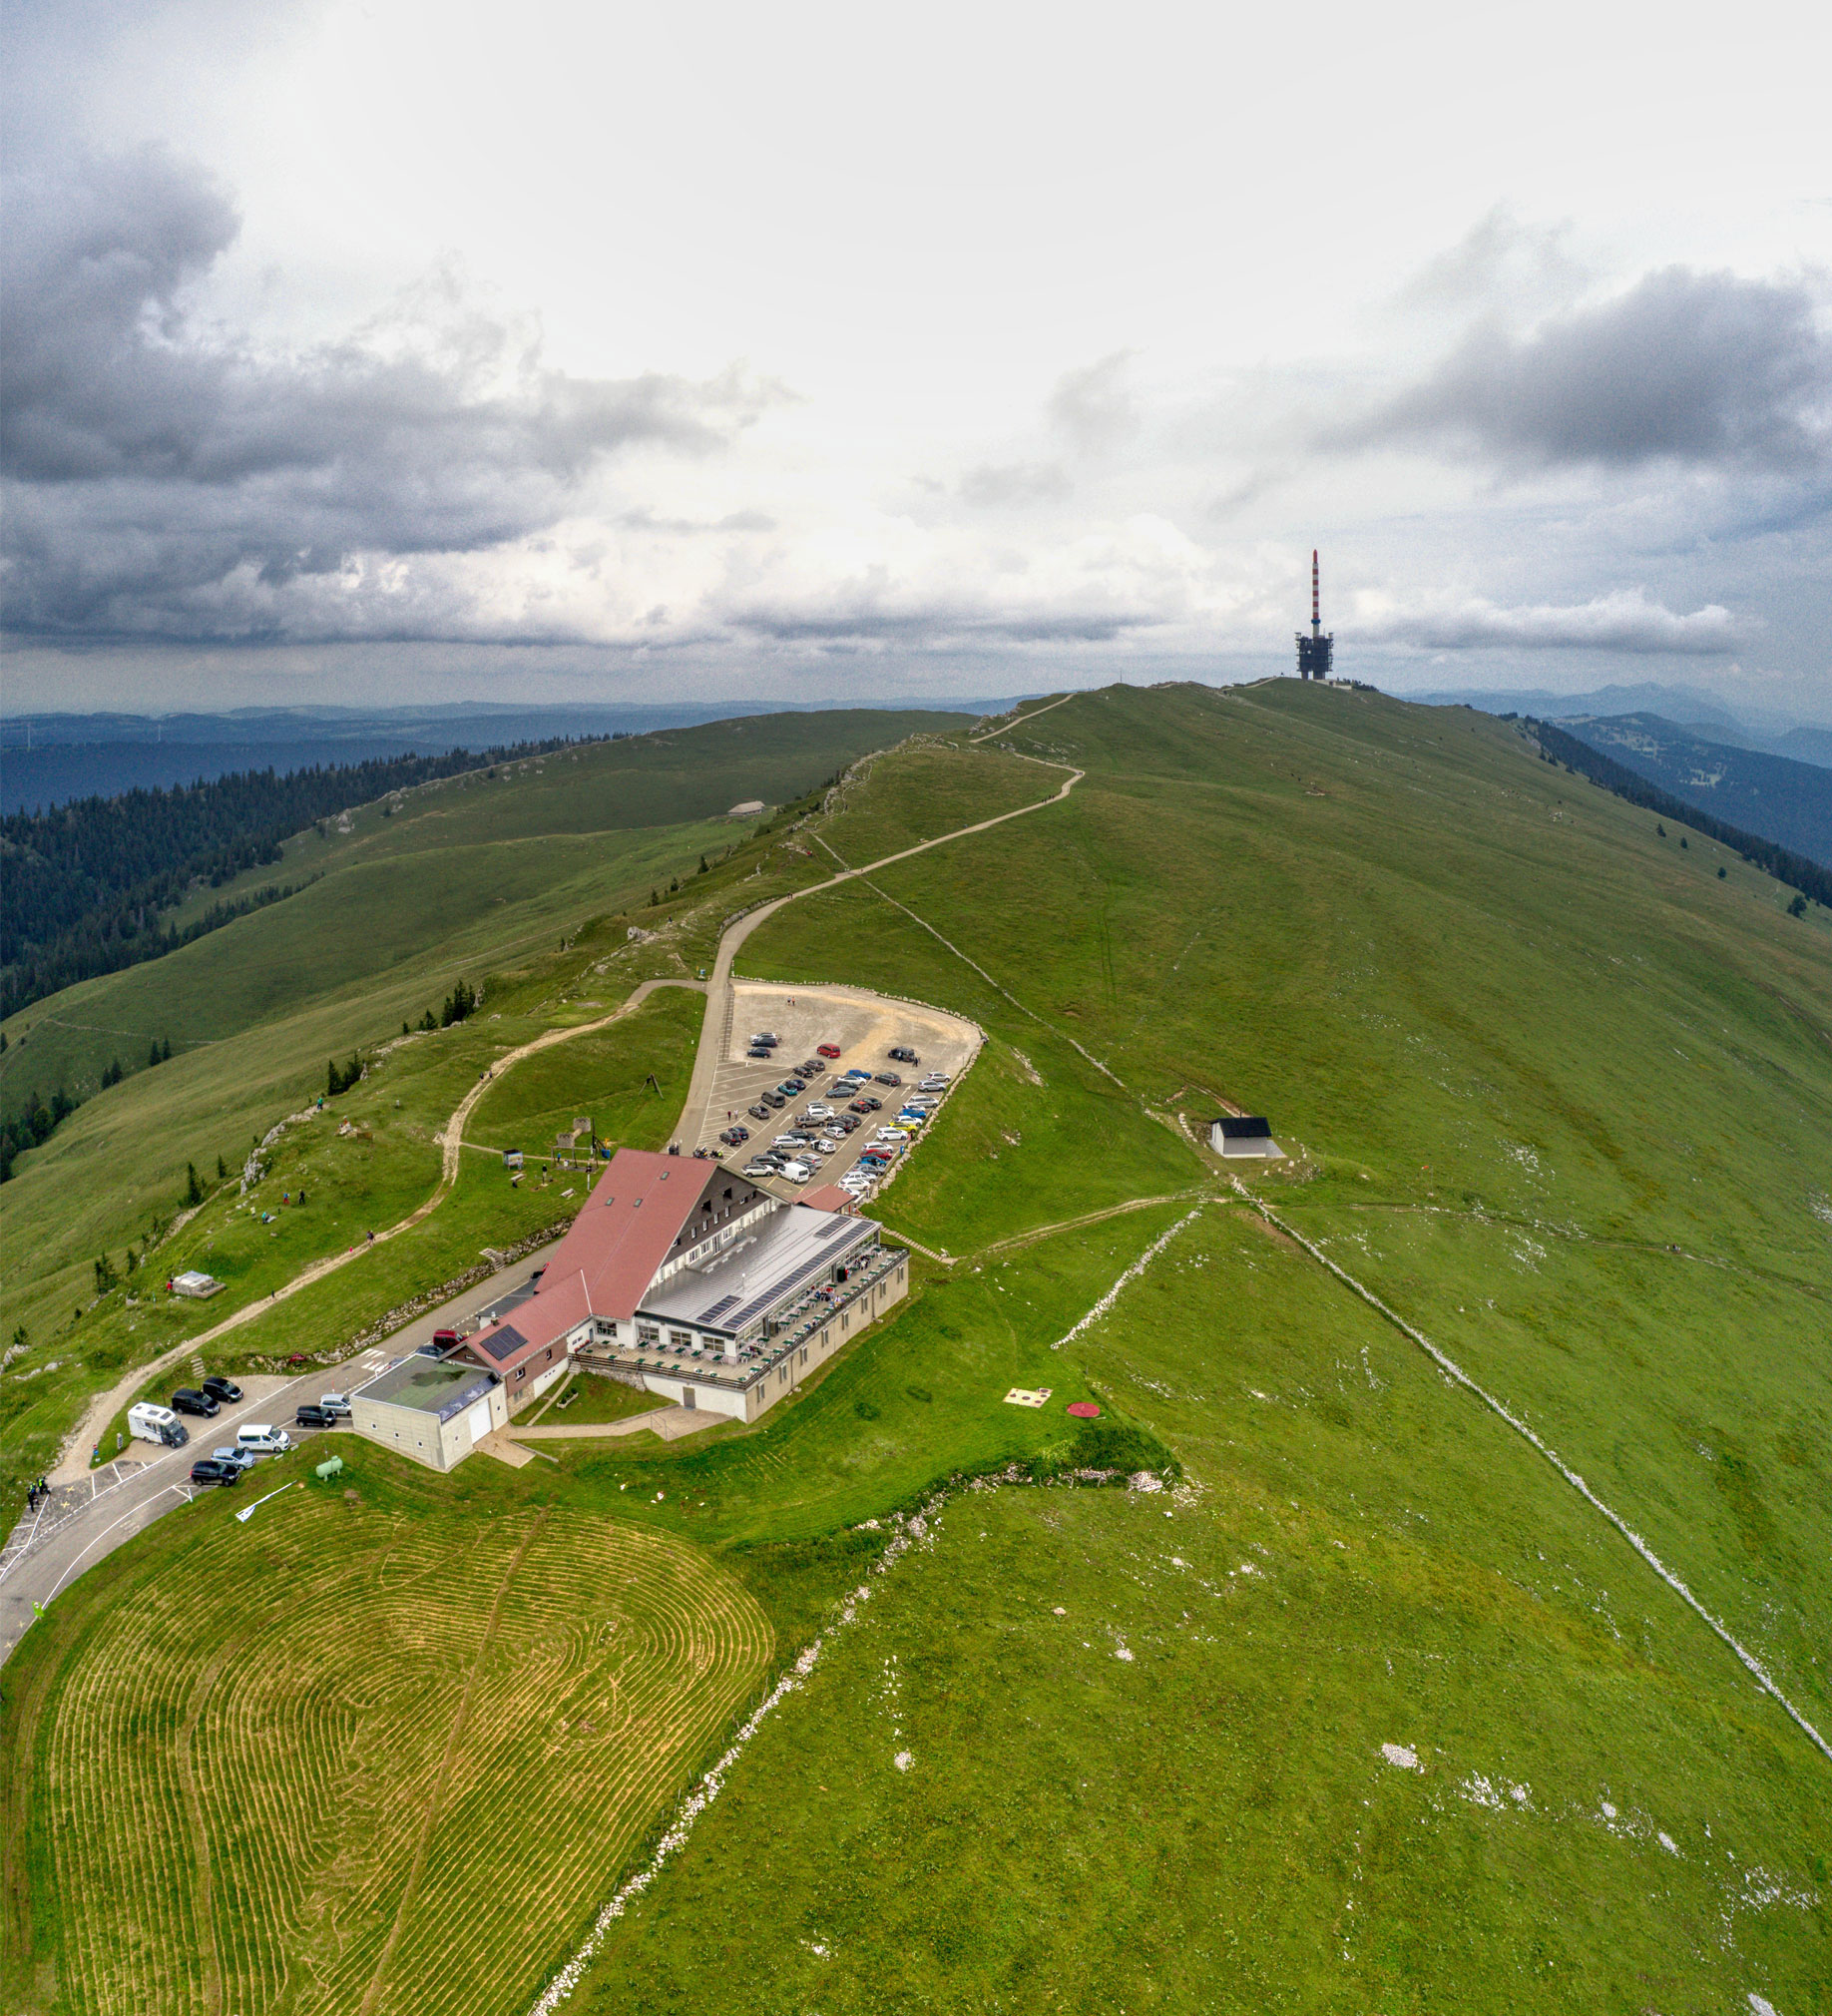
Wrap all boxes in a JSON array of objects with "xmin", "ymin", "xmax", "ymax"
[
  {"xmin": 1332, "ymin": 267, "xmax": 1831, "ymax": 472},
  {"xmin": 0, "ymin": 148, "xmax": 774, "ymax": 637}
]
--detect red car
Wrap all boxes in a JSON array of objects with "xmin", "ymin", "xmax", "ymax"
[{"xmin": 817, "ymin": 1043, "xmax": 841, "ymax": 1059}]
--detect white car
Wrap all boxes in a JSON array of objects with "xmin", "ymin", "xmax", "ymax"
[
  {"xmin": 803, "ymin": 1103, "xmax": 834, "ymax": 1120},
  {"xmin": 778, "ymin": 1160, "xmax": 812, "ymax": 1183},
  {"xmin": 918, "ymin": 1077, "xmax": 949, "ymax": 1092}
]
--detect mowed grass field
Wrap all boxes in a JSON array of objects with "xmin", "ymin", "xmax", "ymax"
[
  {"xmin": 3, "ymin": 685, "xmax": 1826, "ymax": 2014},
  {"xmin": 1, "ymin": 1449, "xmax": 772, "ymax": 2016}
]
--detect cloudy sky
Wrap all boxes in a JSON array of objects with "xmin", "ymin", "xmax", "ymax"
[{"xmin": 3, "ymin": 0, "xmax": 1828, "ymax": 717}]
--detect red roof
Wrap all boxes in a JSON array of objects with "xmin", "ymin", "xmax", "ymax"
[
  {"xmin": 505, "ymin": 1150, "xmax": 704, "ymax": 1349},
  {"xmin": 801, "ymin": 1184, "xmax": 856, "ymax": 1214}
]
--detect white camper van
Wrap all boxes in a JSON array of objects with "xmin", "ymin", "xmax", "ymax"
[
  {"xmin": 235, "ymin": 1423, "xmax": 292, "ymax": 1455},
  {"xmin": 127, "ymin": 1401, "xmax": 189, "ymax": 1447}
]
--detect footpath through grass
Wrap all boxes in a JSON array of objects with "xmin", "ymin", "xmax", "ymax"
[{"xmin": 5, "ymin": 687, "xmax": 1827, "ymax": 2015}]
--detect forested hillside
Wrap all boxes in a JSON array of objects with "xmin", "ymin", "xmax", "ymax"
[
  {"xmin": 0, "ymin": 736, "xmax": 599, "ymax": 1019},
  {"xmin": 1563, "ymin": 713, "xmax": 1832, "ymax": 866}
]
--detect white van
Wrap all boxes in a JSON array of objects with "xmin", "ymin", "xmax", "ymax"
[
  {"xmin": 235, "ymin": 1424, "xmax": 292, "ymax": 1455},
  {"xmin": 128, "ymin": 1401, "xmax": 188, "ymax": 1447}
]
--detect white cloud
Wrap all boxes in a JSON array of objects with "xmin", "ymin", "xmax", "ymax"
[{"xmin": 1354, "ymin": 588, "xmax": 1745, "ymax": 656}]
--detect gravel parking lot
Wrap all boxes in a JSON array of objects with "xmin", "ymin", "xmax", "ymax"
[{"xmin": 695, "ymin": 982, "xmax": 980, "ymax": 1203}]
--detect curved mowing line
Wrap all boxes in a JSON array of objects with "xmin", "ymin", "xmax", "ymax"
[
  {"xmin": 1231, "ymin": 1181, "xmax": 1832, "ymax": 1769},
  {"xmin": 26, "ymin": 1505, "xmax": 773, "ymax": 2016}
]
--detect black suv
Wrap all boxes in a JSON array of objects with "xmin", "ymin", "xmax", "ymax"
[
  {"xmin": 189, "ymin": 1457, "xmax": 242, "ymax": 1487},
  {"xmin": 888, "ymin": 1047, "xmax": 920, "ymax": 1065},
  {"xmin": 172, "ymin": 1387, "xmax": 220, "ymax": 1417},
  {"xmin": 202, "ymin": 1374, "xmax": 242, "ymax": 1404},
  {"xmin": 796, "ymin": 1060, "xmax": 824, "ymax": 1077},
  {"xmin": 295, "ymin": 1402, "xmax": 336, "ymax": 1429},
  {"xmin": 777, "ymin": 1078, "xmax": 806, "ymax": 1095},
  {"xmin": 849, "ymin": 1096, "xmax": 882, "ymax": 1113}
]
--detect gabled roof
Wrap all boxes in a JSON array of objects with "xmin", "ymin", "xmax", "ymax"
[
  {"xmin": 529, "ymin": 1149, "xmax": 702, "ymax": 1326},
  {"xmin": 493, "ymin": 1149, "xmax": 783, "ymax": 1360},
  {"xmin": 801, "ymin": 1184, "xmax": 856, "ymax": 1214}
]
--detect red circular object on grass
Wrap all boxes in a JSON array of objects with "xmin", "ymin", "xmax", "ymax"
[{"xmin": 1067, "ymin": 1401, "xmax": 1102, "ymax": 1418}]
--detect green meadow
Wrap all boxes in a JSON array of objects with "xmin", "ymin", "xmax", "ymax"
[
  {"xmin": 0, "ymin": 710, "xmax": 945, "ymax": 1497},
  {"xmin": 2, "ymin": 685, "xmax": 1826, "ymax": 2013}
]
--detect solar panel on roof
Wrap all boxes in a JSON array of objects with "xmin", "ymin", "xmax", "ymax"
[
  {"xmin": 696, "ymin": 1294, "xmax": 741, "ymax": 1325},
  {"xmin": 475, "ymin": 1324, "xmax": 529, "ymax": 1363},
  {"xmin": 815, "ymin": 1217, "xmax": 850, "ymax": 1240}
]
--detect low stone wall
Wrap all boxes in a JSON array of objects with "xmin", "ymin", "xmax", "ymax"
[{"xmin": 239, "ymin": 1219, "xmax": 571, "ymax": 1373}]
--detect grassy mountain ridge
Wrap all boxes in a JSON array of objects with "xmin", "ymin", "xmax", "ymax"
[{"xmin": 3, "ymin": 683, "xmax": 1826, "ymax": 2014}]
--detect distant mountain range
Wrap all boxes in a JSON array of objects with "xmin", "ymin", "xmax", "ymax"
[
  {"xmin": 1411, "ymin": 682, "xmax": 1832, "ymax": 769},
  {"xmin": 0, "ymin": 697, "xmax": 1014, "ymax": 813},
  {"xmin": 1555, "ymin": 714, "xmax": 1832, "ymax": 868}
]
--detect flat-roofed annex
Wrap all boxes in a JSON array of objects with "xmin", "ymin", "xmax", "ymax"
[
  {"xmin": 356, "ymin": 1355, "xmax": 499, "ymax": 1422},
  {"xmin": 641, "ymin": 1202, "xmax": 875, "ymax": 1337}
]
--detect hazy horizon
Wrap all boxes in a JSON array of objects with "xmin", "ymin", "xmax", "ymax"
[{"xmin": 3, "ymin": 0, "xmax": 1827, "ymax": 720}]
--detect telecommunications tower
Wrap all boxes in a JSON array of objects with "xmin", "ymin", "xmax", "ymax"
[{"xmin": 1295, "ymin": 550, "xmax": 1333, "ymax": 680}]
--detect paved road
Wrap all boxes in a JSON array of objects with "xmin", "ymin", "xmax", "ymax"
[
  {"xmin": 676, "ymin": 755, "xmax": 1081, "ymax": 1148},
  {"xmin": 7, "ymin": 735, "xmax": 1084, "ymax": 1667},
  {"xmin": 0, "ymin": 1242, "xmax": 560, "ymax": 1667}
]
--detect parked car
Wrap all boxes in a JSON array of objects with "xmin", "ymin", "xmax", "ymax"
[
  {"xmin": 172, "ymin": 1387, "xmax": 220, "ymax": 1418},
  {"xmin": 841, "ymin": 1067, "xmax": 873, "ymax": 1082},
  {"xmin": 749, "ymin": 1031, "xmax": 779, "ymax": 1047},
  {"xmin": 778, "ymin": 1078, "xmax": 806, "ymax": 1095},
  {"xmin": 190, "ymin": 1458, "xmax": 243, "ymax": 1487},
  {"xmin": 835, "ymin": 1114, "xmax": 861, "ymax": 1132},
  {"xmin": 295, "ymin": 1403, "xmax": 336, "ymax": 1429},
  {"xmin": 889, "ymin": 1046, "xmax": 920, "ymax": 1064},
  {"xmin": 778, "ymin": 1161, "xmax": 812, "ymax": 1183},
  {"xmin": 202, "ymin": 1374, "xmax": 243, "ymax": 1404},
  {"xmin": 817, "ymin": 1042, "xmax": 841, "ymax": 1058},
  {"xmin": 747, "ymin": 1103, "xmax": 771, "ymax": 1121},
  {"xmin": 875, "ymin": 1072, "xmax": 902, "ymax": 1087},
  {"xmin": 852, "ymin": 1095, "xmax": 883, "ymax": 1112},
  {"xmin": 797, "ymin": 1059, "xmax": 824, "ymax": 1076},
  {"xmin": 763, "ymin": 1091, "xmax": 786, "ymax": 1110},
  {"xmin": 320, "ymin": 1392, "xmax": 352, "ymax": 1419},
  {"xmin": 742, "ymin": 1161, "xmax": 775, "ymax": 1179},
  {"xmin": 212, "ymin": 1446, "xmax": 257, "ymax": 1471},
  {"xmin": 432, "ymin": 1327, "xmax": 461, "ymax": 1349},
  {"xmin": 804, "ymin": 1103, "xmax": 833, "ymax": 1119},
  {"xmin": 918, "ymin": 1075, "xmax": 951, "ymax": 1090},
  {"xmin": 236, "ymin": 1424, "xmax": 291, "ymax": 1454},
  {"xmin": 746, "ymin": 1046, "xmax": 772, "ymax": 1060}
]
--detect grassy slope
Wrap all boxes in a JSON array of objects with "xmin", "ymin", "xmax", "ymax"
[
  {"xmin": 0, "ymin": 710, "xmax": 952, "ymax": 1487},
  {"xmin": 566, "ymin": 682, "xmax": 1829, "ymax": 2009},
  {"xmin": 5, "ymin": 688, "xmax": 1827, "ymax": 2011},
  {"xmin": 0, "ymin": 1441, "xmax": 773, "ymax": 2016}
]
